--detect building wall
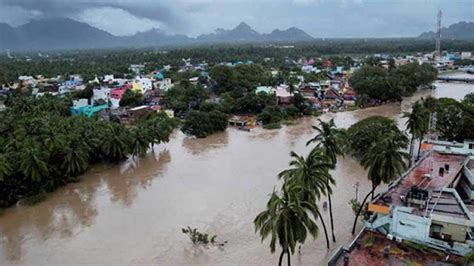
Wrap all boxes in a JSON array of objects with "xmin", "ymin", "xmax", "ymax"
[
  {"xmin": 390, "ymin": 206, "xmax": 430, "ymax": 242},
  {"xmin": 431, "ymin": 219, "xmax": 469, "ymax": 243}
]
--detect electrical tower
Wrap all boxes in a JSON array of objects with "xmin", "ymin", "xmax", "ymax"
[{"xmin": 435, "ymin": 10, "xmax": 442, "ymax": 58}]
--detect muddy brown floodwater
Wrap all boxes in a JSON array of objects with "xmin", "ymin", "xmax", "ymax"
[{"xmin": 0, "ymin": 75, "xmax": 472, "ymax": 265}]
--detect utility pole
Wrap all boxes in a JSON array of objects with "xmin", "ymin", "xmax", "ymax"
[
  {"xmin": 353, "ymin": 182, "xmax": 360, "ymax": 202},
  {"xmin": 435, "ymin": 10, "xmax": 442, "ymax": 59}
]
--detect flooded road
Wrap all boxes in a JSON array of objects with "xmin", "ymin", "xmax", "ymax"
[{"xmin": 0, "ymin": 76, "xmax": 472, "ymax": 265}]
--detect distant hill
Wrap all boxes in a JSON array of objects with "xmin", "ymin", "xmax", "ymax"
[
  {"xmin": 0, "ymin": 18, "xmax": 314, "ymax": 51},
  {"xmin": 418, "ymin": 21, "xmax": 474, "ymax": 40},
  {"xmin": 196, "ymin": 22, "xmax": 314, "ymax": 43}
]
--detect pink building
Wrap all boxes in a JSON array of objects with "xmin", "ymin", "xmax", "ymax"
[{"xmin": 111, "ymin": 83, "xmax": 131, "ymax": 100}]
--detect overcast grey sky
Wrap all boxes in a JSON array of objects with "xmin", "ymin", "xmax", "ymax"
[{"xmin": 0, "ymin": 0, "xmax": 472, "ymax": 37}]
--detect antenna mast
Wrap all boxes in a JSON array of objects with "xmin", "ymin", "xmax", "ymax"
[{"xmin": 435, "ymin": 10, "xmax": 442, "ymax": 58}]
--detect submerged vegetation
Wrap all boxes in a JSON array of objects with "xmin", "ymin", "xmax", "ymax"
[{"xmin": 0, "ymin": 92, "xmax": 177, "ymax": 208}]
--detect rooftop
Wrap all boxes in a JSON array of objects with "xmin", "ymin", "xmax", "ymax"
[
  {"xmin": 333, "ymin": 231, "xmax": 463, "ymax": 266},
  {"xmin": 376, "ymin": 152, "xmax": 467, "ymax": 218}
]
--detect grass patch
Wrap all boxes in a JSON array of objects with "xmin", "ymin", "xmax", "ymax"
[
  {"xmin": 23, "ymin": 191, "xmax": 47, "ymax": 206},
  {"xmin": 263, "ymin": 123, "xmax": 282, "ymax": 129}
]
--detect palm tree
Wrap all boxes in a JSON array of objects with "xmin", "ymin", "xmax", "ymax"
[
  {"xmin": 101, "ymin": 124, "xmax": 131, "ymax": 161},
  {"xmin": 254, "ymin": 183, "xmax": 320, "ymax": 266},
  {"xmin": 130, "ymin": 126, "xmax": 151, "ymax": 158},
  {"xmin": 416, "ymin": 99, "xmax": 430, "ymax": 161},
  {"xmin": 19, "ymin": 144, "xmax": 50, "ymax": 182},
  {"xmin": 0, "ymin": 153, "xmax": 12, "ymax": 181},
  {"xmin": 404, "ymin": 100, "xmax": 430, "ymax": 163},
  {"xmin": 307, "ymin": 119, "xmax": 344, "ymax": 242},
  {"xmin": 403, "ymin": 101, "xmax": 424, "ymax": 165},
  {"xmin": 351, "ymin": 135, "xmax": 408, "ymax": 234},
  {"xmin": 61, "ymin": 145, "xmax": 90, "ymax": 176},
  {"xmin": 278, "ymin": 150, "xmax": 333, "ymax": 249}
]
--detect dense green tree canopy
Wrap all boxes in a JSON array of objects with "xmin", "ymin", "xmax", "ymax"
[
  {"xmin": 0, "ymin": 93, "xmax": 177, "ymax": 208},
  {"xmin": 347, "ymin": 116, "xmax": 408, "ymax": 159}
]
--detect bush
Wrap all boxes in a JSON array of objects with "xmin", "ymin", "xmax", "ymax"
[
  {"xmin": 257, "ymin": 106, "xmax": 284, "ymax": 125},
  {"xmin": 120, "ymin": 89, "xmax": 144, "ymax": 107},
  {"xmin": 182, "ymin": 110, "xmax": 228, "ymax": 138},
  {"xmin": 182, "ymin": 226, "xmax": 216, "ymax": 245}
]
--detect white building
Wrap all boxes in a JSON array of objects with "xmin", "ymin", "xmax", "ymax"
[
  {"xmin": 461, "ymin": 52, "xmax": 472, "ymax": 60},
  {"xmin": 92, "ymin": 87, "xmax": 111, "ymax": 104},
  {"xmin": 72, "ymin": 98, "xmax": 89, "ymax": 108}
]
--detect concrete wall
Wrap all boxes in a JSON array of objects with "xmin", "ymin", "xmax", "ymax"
[
  {"xmin": 390, "ymin": 206, "xmax": 430, "ymax": 242},
  {"xmin": 431, "ymin": 219, "xmax": 469, "ymax": 243}
]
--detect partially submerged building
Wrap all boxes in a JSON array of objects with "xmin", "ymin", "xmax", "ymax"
[{"xmin": 330, "ymin": 140, "xmax": 474, "ymax": 265}]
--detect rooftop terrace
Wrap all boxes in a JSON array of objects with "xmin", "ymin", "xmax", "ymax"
[
  {"xmin": 376, "ymin": 152, "xmax": 467, "ymax": 218},
  {"xmin": 333, "ymin": 231, "xmax": 463, "ymax": 266}
]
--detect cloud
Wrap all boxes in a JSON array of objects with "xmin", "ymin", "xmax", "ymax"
[
  {"xmin": 0, "ymin": 0, "xmax": 186, "ymax": 32},
  {"xmin": 0, "ymin": 0, "xmax": 472, "ymax": 38},
  {"xmin": 72, "ymin": 7, "xmax": 165, "ymax": 36}
]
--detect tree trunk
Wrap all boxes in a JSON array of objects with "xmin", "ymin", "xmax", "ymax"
[
  {"xmin": 328, "ymin": 192, "xmax": 336, "ymax": 242},
  {"xmin": 351, "ymin": 188, "xmax": 375, "ymax": 235},
  {"xmin": 371, "ymin": 183, "xmax": 376, "ymax": 200},
  {"xmin": 278, "ymin": 250, "xmax": 285, "ymax": 266},
  {"xmin": 287, "ymin": 251, "xmax": 291, "ymax": 266},
  {"xmin": 408, "ymin": 135, "xmax": 414, "ymax": 166},
  {"xmin": 317, "ymin": 210, "xmax": 330, "ymax": 249},
  {"xmin": 416, "ymin": 135, "xmax": 423, "ymax": 161}
]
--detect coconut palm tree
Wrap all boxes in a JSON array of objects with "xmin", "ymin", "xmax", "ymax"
[
  {"xmin": 403, "ymin": 100, "xmax": 429, "ymax": 164},
  {"xmin": 101, "ymin": 124, "xmax": 131, "ymax": 161},
  {"xmin": 61, "ymin": 145, "xmax": 90, "ymax": 176},
  {"xmin": 307, "ymin": 118, "xmax": 345, "ymax": 242},
  {"xmin": 130, "ymin": 126, "xmax": 151, "ymax": 158},
  {"xmin": 278, "ymin": 150, "xmax": 333, "ymax": 249},
  {"xmin": 0, "ymin": 153, "xmax": 12, "ymax": 181},
  {"xmin": 403, "ymin": 101, "xmax": 424, "ymax": 165},
  {"xmin": 19, "ymin": 144, "xmax": 50, "ymax": 182},
  {"xmin": 254, "ymin": 183, "xmax": 320, "ymax": 266},
  {"xmin": 351, "ymin": 135, "xmax": 408, "ymax": 234},
  {"xmin": 416, "ymin": 99, "xmax": 430, "ymax": 161}
]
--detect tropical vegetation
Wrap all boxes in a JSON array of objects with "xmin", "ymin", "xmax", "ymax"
[{"xmin": 0, "ymin": 92, "xmax": 177, "ymax": 208}]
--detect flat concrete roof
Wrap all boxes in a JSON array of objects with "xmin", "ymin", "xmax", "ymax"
[{"xmin": 376, "ymin": 152, "xmax": 467, "ymax": 218}]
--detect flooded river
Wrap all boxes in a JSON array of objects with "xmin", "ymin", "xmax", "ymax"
[{"xmin": 0, "ymin": 75, "xmax": 472, "ymax": 265}]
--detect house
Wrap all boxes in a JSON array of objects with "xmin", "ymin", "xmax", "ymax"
[
  {"xmin": 72, "ymin": 98, "xmax": 89, "ymax": 108},
  {"xmin": 92, "ymin": 87, "xmax": 111, "ymax": 105},
  {"xmin": 256, "ymin": 86, "xmax": 273, "ymax": 94},
  {"xmin": 103, "ymin": 75, "xmax": 114, "ymax": 83},
  {"xmin": 155, "ymin": 78, "xmax": 174, "ymax": 92},
  {"xmin": 273, "ymin": 85, "xmax": 293, "ymax": 105},
  {"xmin": 342, "ymin": 87, "xmax": 357, "ymax": 101},
  {"xmin": 461, "ymin": 52, "xmax": 472, "ymax": 60},
  {"xmin": 130, "ymin": 64, "xmax": 145, "ymax": 74},
  {"xmin": 132, "ymin": 77, "xmax": 152, "ymax": 94},
  {"xmin": 126, "ymin": 105, "xmax": 152, "ymax": 122},
  {"xmin": 363, "ymin": 140, "xmax": 474, "ymax": 256},
  {"xmin": 70, "ymin": 104, "xmax": 108, "ymax": 117}
]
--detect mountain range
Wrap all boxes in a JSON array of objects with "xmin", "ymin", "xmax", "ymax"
[
  {"xmin": 418, "ymin": 21, "xmax": 474, "ymax": 40},
  {"xmin": 1, "ymin": 18, "xmax": 473, "ymax": 51},
  {"xmin": 0, "ymin": 19, "xmax": 314, "ymax": 51}
]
